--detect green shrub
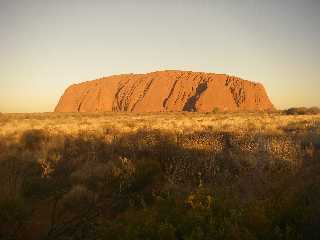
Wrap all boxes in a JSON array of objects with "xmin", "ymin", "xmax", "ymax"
[{"xmin": 212, "ymin": 107, "xmax": 221, "ymax": 114}]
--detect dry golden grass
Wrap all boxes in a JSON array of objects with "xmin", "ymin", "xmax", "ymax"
[
  {"xmin": 1, "ymin": 112, "xmax": 320, "ymax": 240},
  {"xmin": 1, "ymin": 112, "xmax": 319, "ymax": 138}
]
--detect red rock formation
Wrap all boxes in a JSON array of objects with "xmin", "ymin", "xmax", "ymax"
[{"xmin": 54, "ymin": 70, "xmax": 274, "ymax": 112}]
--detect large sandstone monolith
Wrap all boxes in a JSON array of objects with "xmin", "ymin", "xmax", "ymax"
[{"xmin": 55, "ymin": 70, "xmax": 274, "ymax": 112}]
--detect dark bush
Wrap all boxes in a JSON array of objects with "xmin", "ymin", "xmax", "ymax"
[
  {"xmin": 284, "ymin": 107, "xmax": 320, "ymax": 115},
  {"xmin": 20, "ymin": 129, "xmax": 46, "ymax": 151},
  {"xmin": 0, "ymin": 198, "xmax": 31, "ymax": 239}
]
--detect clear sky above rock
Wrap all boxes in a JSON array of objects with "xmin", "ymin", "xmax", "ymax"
[{"xmin": 0, "ymin": 0, "xmax": 319, "ymax": 112}]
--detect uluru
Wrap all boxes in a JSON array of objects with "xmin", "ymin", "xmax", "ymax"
[{"xmin": 54, "ymin": 70, "xmax": 274, "ymax": 113}]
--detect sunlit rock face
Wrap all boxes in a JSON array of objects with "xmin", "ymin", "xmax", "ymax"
[{"xmin": 55, "ymin": 70, "xmax": 274, "ymax": 113}]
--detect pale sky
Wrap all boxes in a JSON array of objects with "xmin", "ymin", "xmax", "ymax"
[{"xmin": 0, "ymin": 0, "xmax": 319, "ymax": 113}]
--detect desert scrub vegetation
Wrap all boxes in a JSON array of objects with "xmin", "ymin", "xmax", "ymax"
[
  {"xmin": 283, "ymin": 107, "xmax": 320, "ymax": 115},
  {"xmin": 0, "ymin": 112, "xmax": 320, "ymax": 240}
]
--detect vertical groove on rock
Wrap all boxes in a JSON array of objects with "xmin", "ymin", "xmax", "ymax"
[
  {"xmin": 77, "ymin": 89, "xmax": 90, "ymax": 112},
  {"xmin": 183, "ymin": 82, "xmax": 208, "ymax": 111},
  {"xmin": 96, "ymin": 84, "xmax": 101, "ymax": 111},
  {"xmin": 226, "ymin": 76, "xmax": 247, "ymax": 107},
  {"xmin": 131, "ymin": 78, "xmax": 154, "ymax": 112},
  {"xmin": 162, "ymin": 72, "xmax": 184, "ymax": 110}
]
